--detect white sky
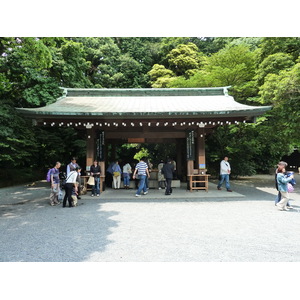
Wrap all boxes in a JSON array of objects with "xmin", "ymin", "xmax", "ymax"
[{"xmin": 1, "ymin": 1, "xmax": 300, "ymax": 37}]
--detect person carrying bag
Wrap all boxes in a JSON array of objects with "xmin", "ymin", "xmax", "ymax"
[
  {"xmin": 112, "ymin": 161, "xmax": 121, "ymax": 189},
  {"xmin": 90, "ymin": 159, "xmax": 101, "ymax": 196}
]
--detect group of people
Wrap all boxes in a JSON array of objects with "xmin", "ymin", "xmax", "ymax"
[
  {"xmin": 49, "ymin": 155, "xmax": 297, "ymax": 209},
  {"xmin": 106, "ymin": 158, "xmax": 176, "ymax": 196},
  {"xmin": 132, "ymin": 157, "xmax": 175, "ymax": 197},
  {"xmin": 49, "ymin": 157, "xmax": 102, "ymax": 207},
  {"xmin": 216, "ymin": 156, "xmax": 297, "ymax": 211}
]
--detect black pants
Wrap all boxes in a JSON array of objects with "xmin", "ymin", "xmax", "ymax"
[
  {"xmin": 63, "ymin": 183, "xmax": 74, "ymax": 207},
  {"xmin": 165, "ymin": 178, "xmax": 172, "ymax": 195}
]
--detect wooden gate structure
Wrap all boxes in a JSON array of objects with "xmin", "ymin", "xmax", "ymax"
[{"xmin": 18, "ymin": 87, "xmax": 272, "ymax": 189}]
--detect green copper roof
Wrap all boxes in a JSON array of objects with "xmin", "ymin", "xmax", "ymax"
[{"xmin": 17, "ymin": 87, "xmax": 272, "ymax": 120}]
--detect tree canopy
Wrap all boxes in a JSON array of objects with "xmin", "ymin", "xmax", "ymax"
[{"xmin": 1, "ymin": 37, "xmax": 299, "ymax": 185}]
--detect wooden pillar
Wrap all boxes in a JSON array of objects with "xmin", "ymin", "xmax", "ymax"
[
  {"xmin": 197, "ymin": 127, "xmax": 206, "ymax": 170},
  {"xmin": 86, "ymin": 128, "xmax": 95, "ymax": 170},
  {"xmin": 176, "ymin": 139, "xmax": 182, "ymax": 179},
  {"xmin": 187, "ymin": 160, "xmax": 194, "ymax": 176},
  {"xmin": 99, "ymin": 161, "xmax": 105, "ymax": 193}
]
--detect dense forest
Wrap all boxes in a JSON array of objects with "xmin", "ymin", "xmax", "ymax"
[{"xmin": 1, "ymin": 37, "xmax": 300, "ymax": 186}]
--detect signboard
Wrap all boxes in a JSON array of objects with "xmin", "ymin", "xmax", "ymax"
[
  {"xmin": 96, "ymin": 131, "xmax": 105, "ymax": 161},
  {"xmin": 128, "ymin": 138, "xmax": 145, "ymax": 143},
  {"xmin": 186, "ymin": 130, "xmax": 195, "ymax": 160}
]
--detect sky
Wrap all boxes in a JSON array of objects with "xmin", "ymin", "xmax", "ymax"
[{"xmin": 2, "ymin": 1, "xmax": 300, "ymax": 37}]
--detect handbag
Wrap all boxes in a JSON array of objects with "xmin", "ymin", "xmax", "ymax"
[
  {"xmin": 287, "ymin": 183, "xmax": 294, "ymax": 193},
  {"xmin": 58, "ymin": 190, "xmax": 63, "ymax": 201},
  {"xmin": 113, "ymin": 171, "xmax": 120, "ymax": 177},
  {"xmin": 87, "ymin": 176, "xmax": 95, "ymax": 185}
]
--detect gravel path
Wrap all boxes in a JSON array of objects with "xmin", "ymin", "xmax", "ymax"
[{"xmin": 1, "ymin": 174, "xmax": 300, "ymax": 262}]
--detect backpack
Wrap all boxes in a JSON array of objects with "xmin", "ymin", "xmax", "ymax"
[{"xmin": 46, "ymin": 168, "xmax": 54, "ymax": 182}]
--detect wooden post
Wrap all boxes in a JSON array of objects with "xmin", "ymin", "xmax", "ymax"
[
  {"xmin": 176, "ymin": 139, "xmax": 182, "ymax": 179},
  {"xmin": 99, "ymin": 161, "xmax": 105, "ymax": 193},
  {"xmin": 86, "ymin": 128, "xmax": 95, "ymax": 170},
  {"xmin": 197, "ymin": 127, "xmax": 206, "ymax": 171}
]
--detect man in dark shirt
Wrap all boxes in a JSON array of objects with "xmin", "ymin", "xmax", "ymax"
[
  {"xmin": 162, "ymin": 159, "xmax": 174, "ymax": 195},
  {"xmin": 90, "ymin": 160, "xmax": 101, "ymax": 196}
]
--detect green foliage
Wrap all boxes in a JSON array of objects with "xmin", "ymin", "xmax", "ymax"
[
  {"xmin": 133, "ymin": 148, "xmax": 150, "ymax": 162},
  {"xmin": 1, "ymin": 36, "xmax": 300, "ymax": 182},
  {"xmin": 255, "ymin": 52, "xmax": 294, "ymax": 86},
  {"xmin": 166, "ymin": 43, "xmax": 205, "ymax": 76},
  {"xmin": 148, "ymin": 64, "xmax": 176, "ymax": 88},
  {"xmin": 0, "ymin": 104, "xmax": 38, "ymax": 168},
  {"xmin": 167, "ymin": 44, "xmax": 258, "ymax": 104},
  {"xmin": 258, "ymin": 37, "xmax": 300, "ymax": 63},
  {"xmin": 205, "ymin": 44, "xmax": 256, "ymax": 86}
]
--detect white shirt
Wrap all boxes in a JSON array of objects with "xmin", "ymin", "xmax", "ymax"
[
  {"xmin": 220, "ymin": 160, "xmax": 231, "ymax": 175},
  {"xmin": 66, "ymin": 171, "xmax": 78, "ymax": 183},
  {"xmin": 123, "ymin": 163, "xmax": 132, "ymax": 174}
]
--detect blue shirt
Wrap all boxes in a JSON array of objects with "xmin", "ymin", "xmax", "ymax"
[
  {"xmin": 277, "ymin": 173, "xmax": 292, "ymax": 192},
  {"xmin": 112, "ymin": 164, "xmax": 121, "ymax": 173},
  {"xmin": 50, "ymin": 168, "xmax": 60, "ymax": 184}
]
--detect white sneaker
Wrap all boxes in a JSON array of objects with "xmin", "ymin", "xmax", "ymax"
[
  {"xmin": 158, "ymin": 187, "xmax": 161, "ymax": 190},
  {"xmin": 97, "ymin": 194, "xmax": 100, "ymax": 197},
  {"xmin": 135, "ymin": 194, "xmax": 141, "ymax": 197},
  {"xmin": 143, "ymin": 191, "xmax": 148, "ymax": 195}
]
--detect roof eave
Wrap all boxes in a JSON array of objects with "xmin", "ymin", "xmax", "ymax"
[{"xmin": 16, "ymin": 106, "xmax": 272, "ymax": 119}]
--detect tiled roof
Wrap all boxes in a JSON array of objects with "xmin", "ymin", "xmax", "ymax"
[{"xmin": 17, "ymin": 87, "xmax": 272, "ymax": 119}]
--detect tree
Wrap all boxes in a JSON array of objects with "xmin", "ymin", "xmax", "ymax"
[
  {"xmin": 55, "ymin": 40, "xmax": 92, "ymax": 88},
  {"xmin": 148, "ymin": 64, "xmax": 176, "ymax": 88},
  {"xmin": 205, "ymin": 44, "xmax": 256, "ymax": 87},
  {"xmin": 167, "ymin": 44, "xmax": 257, "ymax": 102},
  {"xmin": 259, "ymin": 62, "xmax": 300, "ymax": 145},
  {"xmin": 166, "ymin": 43, "xmax": 205, "ymax": 77},
  {"xmin": 258, "ymin": 37, "xmax": 300, "ymax": 63},
  {"xmin": 255, "ymin": 52, "xmax": 294, "ymax": 86}
]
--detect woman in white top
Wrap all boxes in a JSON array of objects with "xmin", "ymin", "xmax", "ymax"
[{"xmin": 63, "ymin": 166, "xmax": 81, "ymax": 207}]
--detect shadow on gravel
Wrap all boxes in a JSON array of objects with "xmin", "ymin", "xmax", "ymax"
[{"xmin": 0, "ymin": 181, "xmax": 120, "ymax": 262}]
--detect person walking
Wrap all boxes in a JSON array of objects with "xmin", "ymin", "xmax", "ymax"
[
  {"xmin": 122, "ymin": 161, "xmax": 132, "ymax": 189},
  {"xmin": 275, "ymin": 161, "xmax": 292, "ymax": 208},
  {"xmin": 49, "ymin": 161, "xmax": 61, "ymax": 206},
  {"xmin": 90, "ymin": 159, "xmax": 101, "ymax": 196},
  {"xmin": 276, "ymin": 164, "xmax": 294, "ymax": 211},
  {"xmin": 63, "ymin": 166, "xmax": 81, "ymax": 207},
  {"xmin": 217, "ymin": 156, "xmax": 232, "ymax": 192},
  {"xmin": 162, "ymin": 158, "xmax": 174, "ymax": 195},
  {"xmin": 157, "ymin": 159, "xmax": 166, "ymax": 190},
  {"xmin": 112, "ymin": 161, "xmax": 122, "ymax": 189},
  {"xmin": 132, "ymin": 157, "xmax": 150, "ymax": 197}
]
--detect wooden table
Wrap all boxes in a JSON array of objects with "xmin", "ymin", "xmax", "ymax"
[{"xmin": 188, "ymin": 174, "xmax": 210, "ymax": 192}]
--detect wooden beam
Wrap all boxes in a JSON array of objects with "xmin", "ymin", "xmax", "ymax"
[{"xmin": 106, "ymin": 131, "xmax": 187, "ymax": 139}]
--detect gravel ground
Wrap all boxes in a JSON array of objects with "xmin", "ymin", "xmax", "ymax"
[{"xmin": 1, "ymin": 174, "xmax": 300, "ymax": 262}]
